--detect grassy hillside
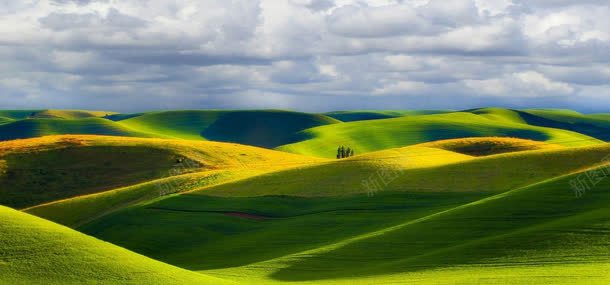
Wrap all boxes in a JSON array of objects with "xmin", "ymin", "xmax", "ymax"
[
  {"xmin": 519, "ymin": 109, "xmax": 610, "ymax": 141},
  {"xmin": 0, "ymin": 109, "xmax": 115, "ymax": 120},
  {"xmin": 31, "ymin": 109, "xmax": 117, "ymax": 119},
  {"xmin": 118, "ymin": 110, "xmax": 340, "ymax": 147},
  {"xmin": 81, "ymin": 192, "xmax": 488, "ymax": 273},
  {"xmin": 324, "ymin": 110, "xmax": 451, "ymax": 122},
  {"xmin": 5, "ymin": 107, "xmax": 610, "ymax": 284},
  {"xmin": 0, "ymin": 135, "xmax": 322, "ymax": 209},
  {"xmin": 222, "ymin": 165, "xmax": 610, "ymax": 284},
  {"xmin": 466, "ymin": 107, "xmax": 528, "ymax": 124},
  {"xmin": 0, "ymin": 117, "xmax": 152, "ymax": 141},
  {"xmin": 0, "ymin": 110, "xmax": 43, "ymax": 120},
  {"xmin": 0, "ymin": 116, "xmax": 13, "ymax": 125},
  {"xmin": 75, "ymin": 158, "xmax": 610, "ymax": 284},
  {"xmin": 1, "ymin": 109, "xmax": 607, "ymax": 155},
  {"xmin": 419, "ymin": 137, "xmax": 561, "ymax": 156},
  {"xmin": 200, "ymin": 142, "xmax": 610, "ymax": 197},
  {"xmin": 25, "ymin": 169, "xmax": 269, "ymax": 228},
  {"xmin": 0, "ymin": 206, "xmax": 227, "ymax": 284},
  {"xmin": 464, "ymin": 108, "xmax": 610, "ymax": 142},
  {"xmin": 277, "ymin": 112, "xmax": 601, "ymax": 158}
]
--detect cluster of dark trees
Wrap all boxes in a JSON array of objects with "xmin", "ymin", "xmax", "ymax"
[{"xmin": 336, "ymin": 146, "xmax": 354, "ymax": 159}]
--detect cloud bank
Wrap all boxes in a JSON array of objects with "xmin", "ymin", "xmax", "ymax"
[{"xmin": 0, "ymin": 0, "xmax": 609, "ymax": 112}]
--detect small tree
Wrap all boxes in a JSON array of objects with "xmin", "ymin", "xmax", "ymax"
[{"xmin": 336, "ymin": 146, "xmax": 355, "ymax": 159}]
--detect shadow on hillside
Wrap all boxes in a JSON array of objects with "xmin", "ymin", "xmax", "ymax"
[
  {"xmin": 421, "ymin": 124, "xmax": 549, "ymax": 143},
  {"xmin": 516, "ymin": 110, "xmax": 610, "ymax": 141},
  {"xmin": 201, "ymin": 111, "xmax": 331, "ymax": 148},
  {"xmin": 269, "ymin": 170, "xmax": 610, "ymax": 281},
  {"xmin": 0, "ymin": 146, "xmax": 180, "ymax": 208}
]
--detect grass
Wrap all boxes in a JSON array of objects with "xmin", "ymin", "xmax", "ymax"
[
  {"xmin": 0, "ymin": 144, "xmax": 179, "ymax": 209},
  {"xmin": 0, "ymin": 110, "xmax": 43, "ymax": 120},
  {"xmin": 248, "ymin": 165, "xmax": 610, "ymax": 283},
  {"xmin": 466, "ymin": 107, "xmax": 529, "ymax": 124},
  {"xmin": 0, "ymin": 205, "xmax": 228, "ymax": 284},
  {"xmin": 518, "ymin": 108, "xmax": 610, "ymax": 141},
  {"xmin": 203, "ymin": 142, "xmax": 610, "ymax": 197},
  {"xmin": 74, "ymin": 162, "xmax": 610, "ymax": 284},
  {"xmin": 277, "ymin": 112, "xmax": 601, "ymax": 158},
  {"xmin": 0, "ymin": 117, "xmax": 152, "ymax": 141},
  {"xmin": 80, "ymin": 192, "xmax": 488, "ymax": 272},
  {"xmin": 0, "ymin": 116, "xmax": 13, "ymax": 125},
  {"xmin": 419, "ymin": 137, "xmax": 561, "ymax": 156},
  {"xmin": 3, "ymin": 108, "xmax": 610, "ymax": 284},
  {"xmin": 1, "ymin": 108, "xmax": 607, "ymax": 156},
  {"xmin": 1, "ymin": 135, "xmax": 322, "ymax": 209},
  {"xmin": 0, "ymin": 110, "xmax": 341, "ymax": 145},
  {"xmin": 118, "ymin": 110, "xmax": 340, "ymax": 147},
  {"xmin": 466, "ymin": 108, "xmax": 610, "ymax": 142},
  {"xmin": 30, "ymin": 110, "xmax": 117, "ymax": 119},
  {"xmin": 26, "ymin": 169, "xmax": 274, "ymax": 228},
  {"xmin": 323, "ymin": 110, "xmax": 452, "ymax": 122},
  {"xmin": 69, "ymin": 141, "xmax": 609, "ymax": 275}
]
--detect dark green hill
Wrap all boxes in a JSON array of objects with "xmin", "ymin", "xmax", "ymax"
[
  {"xmin": 324, "ymin": 110, "xmax": 451, "ymax": 122},
  {"xmin": 118, "ymin": 110, "xmax": 340, "ymax": 148},
  {"xmin": 0, "ymin": 118, "xmax": 151, "ymax": 141}
]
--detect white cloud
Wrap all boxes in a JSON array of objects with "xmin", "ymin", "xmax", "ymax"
[
  {"xmin": 464, "ymin": 71, "xmax": 574, "ymax": 97},
  {"xmin": 0, "ymin": 0, "xmax": 609, "ymax": 112},
  {"xmin": 373, "ymin": 81, "xmax": 427, "ymax": 95}
]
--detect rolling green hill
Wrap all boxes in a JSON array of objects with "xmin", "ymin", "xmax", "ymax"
[
  {"xmin": 0, "ymin": 110, "xmax": 340, "ymax": 147},
  {"xmin": 236, "ymin": 165, "xmax": 610, "ymax": 284},
  {"xmin": 1, "ymin": 109, "xmax": 608, "ymax": 157},
  {"xmin": 418, "ymin": 137, "xmax": 561, "ymax": 156},
  {"xmin": 0, "ymin": 206, "xmax": 228, "ymax": 284},
  {"xmin": 117, "ymin": 110, "xmax": 340, "ymax": 147},
  {"xmin": 1, "ymin": 135, "xmax": 322, "ymax": 209},
  {"xmin": 0, "ymin": 116, "xmax": 13, "ymax": 125},
  {"xmin": 200, "ymin": 142, "xmax": 610, "ymax": 197},
  {"xmin": 277, "ymin": 112, "xmax": 602, "ymax": 158},
  {"xmin": 30, "ymin": 109, "xmax": 117, "ymax": 119},
  {"xmin": 24, "ymin": 170, "xmax": 269, "ymax": 228},
  {"xmin": 72, "ymin": 150, "xmax": 610, "ymax": 284},
  {"xmin": 519, "ymin": 109, "xmax": 610, "ymax": 141},
  {"xmin": 0, "ymin": 110, "xmax": 43, "ymax": 120},
  {"xmin": 0, "ymin": 135, "xmax": 198, "ymax": 209},
  {"xmin": 4, "ymin": 108, "xmax": 610, "ymax": 284},
  {"xmin": 0, "ymin": 117, "xmax": 152, "ymax": 141},
  {"xmin": 0, "ymin": 109, "xmax": 114, "ymax": 120},
  {"xmin": 324, "ymin": 110, "xmax": 451, "ymax": 122},
  {"xmin": 67, "ymin": 141, "xmax": 607, "ymax": 258},
  {"xmin": 465, "ymin": 107, "xmax": 528, "ymax": 124},
  {"xmin": 465, "ymin": 108, "xmax": 610, "ymax": 142}
]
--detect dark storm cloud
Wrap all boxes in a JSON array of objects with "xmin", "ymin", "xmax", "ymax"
[{"xmin": 0, "ymin": 0, "xmax": 609, "ymax": 112}]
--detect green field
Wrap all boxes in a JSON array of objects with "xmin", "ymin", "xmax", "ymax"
[
  {"xmin": 1, "ymin": 108, "xmax": 610, "ymax": 284},
  {"xmin": 277, "ymin": 111, "xmax": 602, "ymax": 158},
  {"xmin": 323, "ymin": 110, "xmax": 452, "ymax": 122},
  {"xmin": 117, "ymin": 110, "xmax": 340, "ymax": 147},
  {"xmin": 0, "ymin": 118, "xmax": 152, "ymax": 141},
  {"xmin": 0, "ymin": 206, "xmax": 229, "ymax": 284}
]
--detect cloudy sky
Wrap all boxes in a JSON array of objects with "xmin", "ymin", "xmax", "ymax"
[{"xmin": 1, "ymin": 0, "xmax": 609, "ymax": 112}]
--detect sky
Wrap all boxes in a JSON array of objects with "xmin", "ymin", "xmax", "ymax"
[{"xmin": 1, "ymin": 0, "xmax": 609, "ymax": 113}]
